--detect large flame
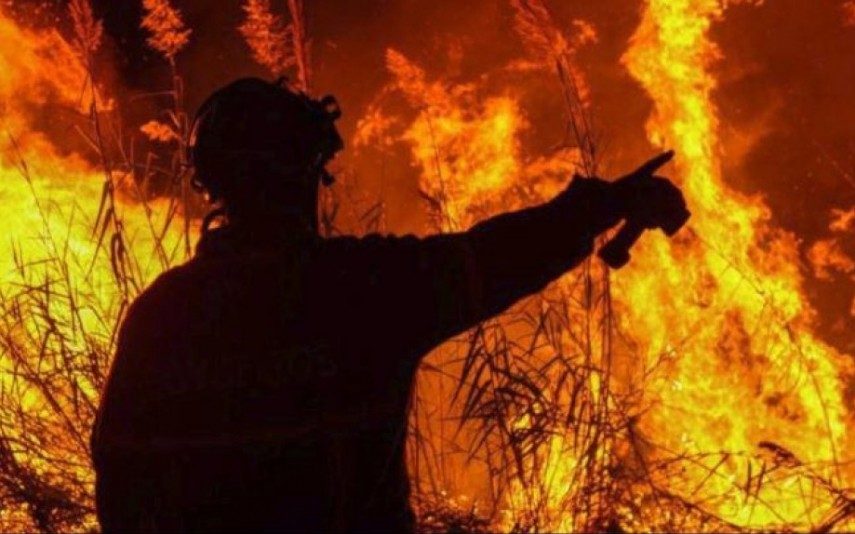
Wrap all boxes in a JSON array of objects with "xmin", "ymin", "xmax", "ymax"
[
  {"xmin": 361, "ymin": 1, "xmax": 854, "ymax": 531},
  {"xmin": 622, "ymin": 0, "xmax": 853, "ymax": 527},
  {"xmin": 0, "ymin": 1, "xmax": 852, "ymax": 532},
  {"xmin": 0, "ymin": 8, "xmax": 186, "ymax": 530}
]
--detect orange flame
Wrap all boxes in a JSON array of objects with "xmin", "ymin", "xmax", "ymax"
[
  {"xmin": 0, "ymin": 8, "xmax": 187, "ymax": 530},
  {"xmin": 0, "ymin": 2, "xmax": 851, "ymax": 532},
  {"xmin": 619, "ymin": 0, "xmax": 852, "ymax": 528},
  {"xmin": 362, "ymin": 2, "xmax": 854, "ymax": 531}
]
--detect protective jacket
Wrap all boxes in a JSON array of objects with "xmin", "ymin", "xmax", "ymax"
[{"xmin": 91, "ymin": 177, "xmax": 622, "ymax": 532}]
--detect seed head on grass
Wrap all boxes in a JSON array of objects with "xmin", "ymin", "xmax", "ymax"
[
  {"xmin": 240, "ymin": 0, "xmax": 295, "ymax": 77},
  {"xmin": 68, "ymin": 0, "xmax": 102, "ymax": 58},
  {"xmin": 141, "ymin": 0, "xmax": 191, "ymax": 63}
]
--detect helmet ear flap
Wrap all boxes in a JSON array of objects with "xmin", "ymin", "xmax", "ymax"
[
  {"xmin": 305, "ymin": 94, "xmax": 344, "ymax": 187},
  {"xmin": 318, "ymin": 95, "xmax": 342, "ymax": 120}
]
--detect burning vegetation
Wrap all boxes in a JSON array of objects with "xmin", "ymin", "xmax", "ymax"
[{"xmin": 0, "ymin": 0, "xmax": 852, "ymax": 532}]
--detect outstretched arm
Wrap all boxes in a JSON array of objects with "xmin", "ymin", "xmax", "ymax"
[
  {"xmin": 341, "ymin": 152, "xmax": 686, "ymax": 353},
  {"xmin": 407, "ymin": 174, "xmax": 622, "ymax": 347}
]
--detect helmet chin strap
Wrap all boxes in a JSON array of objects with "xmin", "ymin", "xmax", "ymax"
[{"xmin": 311, "ymin": 152, "xmax": 336, "ymax": 186}]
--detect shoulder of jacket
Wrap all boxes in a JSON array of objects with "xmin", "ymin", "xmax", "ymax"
[{"xmin": 124, "ymin": 264, "xmax": 195, "ymax": 324}]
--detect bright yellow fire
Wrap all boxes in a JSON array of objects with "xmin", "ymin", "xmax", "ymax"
[
  {"xmin": 0, "ymin": 8, "xmax": 186, "ymax": 531},
  {"xmin": 623, "ymin": 0, "xmax": 853, "ymax": 528},
  {"xmin": 0, "ymin": 1, "xmax": 852, "ymax": 532},
  {"xmin": 364, "ymin": 1, "xmax": 854, "ymax": 531}
]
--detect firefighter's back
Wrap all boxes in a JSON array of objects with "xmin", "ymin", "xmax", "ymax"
[{"xmin": 92, "ymin": 232, "xmax": 419, "ymax": 532}]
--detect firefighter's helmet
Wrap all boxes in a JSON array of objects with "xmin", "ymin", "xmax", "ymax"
[{"xmin": 190, "ymin": 77, "xmax": 343, "ymax": 204}]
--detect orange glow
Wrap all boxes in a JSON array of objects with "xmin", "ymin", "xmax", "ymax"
[
  {"xmin": 0, "ymin": 7, "xmax": 187, "ymax": 530},
  {"xmin": 620, "ymin": 0, "xmax": 853, "ymax": 529},
  {"xmin": 0, "ymin": 1, "xmax": 852, "ymax": 532},
  {"xmin": 141, "ymin": 0, "xmax": 191, "ymax": 62},
  {"xmin": 240, "ymin": 0, "xmax": 295, "ymax": 78},
  {"xmin": 360, "ymin": 1, "xmax": 854, "ymax": 531}
]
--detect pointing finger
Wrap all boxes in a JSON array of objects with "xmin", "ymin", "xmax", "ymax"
[{"xmin": 632, "ymin": 150, "xmax": 675, "ymax": 178}]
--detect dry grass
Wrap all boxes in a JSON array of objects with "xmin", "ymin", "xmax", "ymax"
[
  {"xmin": 240, "ymin": 0, "xmax": 312, "ymax": 91},
  {"xmin": 406, "ymin": 2, "xmax": 855, "ymax": 532},
  {"xmin": 240, "ymin": 0, "xmax": 295, "ymax": 78},
  {"xmin": 0, "ymin": 1, "xmax": 852, "ymax": 533},
  {"xmin": 0, "ymin": 2, "xmax": 191, "ymax": 530},
  {"xmin": 141, "ymin": 0, "xmax": 191, "ymax": 65}
]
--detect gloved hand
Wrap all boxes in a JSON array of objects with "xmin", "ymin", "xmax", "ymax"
[{"xmin": 599, "ymin": 151, "xmax": 690, "ymax": 268}]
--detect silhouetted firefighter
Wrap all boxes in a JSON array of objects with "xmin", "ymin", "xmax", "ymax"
[{"xmin": 91, "ymin": 78, "xmax": 689, "ymax": 533}]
